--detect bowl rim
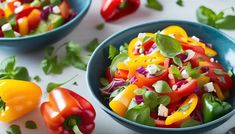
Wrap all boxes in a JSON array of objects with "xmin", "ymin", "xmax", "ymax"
[
  {"xmin": 87, "ymin": 20, "xmax": 235, "ymax": 131},
  {"xmin": 0, "ymin": 0, "xmax": 92, "ymax": 41}
]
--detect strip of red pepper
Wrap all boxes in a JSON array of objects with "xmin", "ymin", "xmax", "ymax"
[
  {"xmin": 40, "ymin": 88, "xmax": 96, "ymax": 134},
  {"xmin": 101, "ymin": 0, "xmax": 140, "ymax": 22}
]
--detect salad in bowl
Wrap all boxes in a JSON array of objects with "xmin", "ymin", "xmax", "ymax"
[{"xmin": 99, "ymin": 25, "xmax": 233, "ymax": 128}]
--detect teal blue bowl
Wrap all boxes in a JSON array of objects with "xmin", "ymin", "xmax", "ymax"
[
  {"xmin": 87, "ymin": 20, "xmax": 235, "ymax": 134},
  {"xmin": 0, "ymin": 0, "xmax": 91, "ymax": 52}
]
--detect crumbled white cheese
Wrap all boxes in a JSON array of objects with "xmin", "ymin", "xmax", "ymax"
[
  {"xmin": 52, "ymin": 6, "xmax": 61, "ymax": 14},
  {"xmin": 204, "ymin": 82, "xmax": 216, "ymax": 92},
  {"xmin": 210, "ymin": 58, "xmax": 215, "ymax": 62},
  {"xmin": 181, "ymin": 69, "xmax": 189, "ymax": 79},
  {"xmin": 124, "ymin": 57, "xmax": 130, "ymax": 65},
  {"xmin": 1, "ymin": 23, "xmax": 12, "ymax": 31},
  {"xmin": 138, "ymin": 33, "xmax": 146, "ymax": 38},
  {"xmin": 134, "ymin": 40, "xmax": 142, "ymax": 47},
  {"xmin": 13, "ymin": 1, "xmax": 21, "ymax": 7},
  {"xmin": 146, "ymin": 64, "xmax": 159, "ymax": 75},
  {"xmin": 172, "ymin": 84, "xmax": 178, "ymax": 91},
  {"xmin": 168, "ymin": 73, "xmax": 174, "ymax": 79},
  {"xmin": 17, "ymin": 18, "xmax": 24, "ymax": 24},
  {"xmin": 191, "ymin": 36, "xmax": 200, "ymax": 42},
  {"xmin": 14, "ymin": 31, "xmax": 21, "ymax": 37},
  {"xmin": 158, "ymin": 104, "xmax": 168, "ymax": 117},
  {"xmin": 14, "ymin": 6, "xmax": 23, "ymax": 14},
  {"xmin": 184, "ymin": 50, "xmax": 195, "ymax": 62},
  {"xmin": 139, "ymin": 47, "xmax": 144, "ymax": 54}
]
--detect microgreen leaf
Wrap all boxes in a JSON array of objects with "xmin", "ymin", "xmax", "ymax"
[
  {"xmin": 214, "ymin": 69, "xmax": 226, "ymax": 75},
  {"xmin": 85, "ymin": 38, "xmax": 99, "ymax": 52},
  {"xmin": 47, "ymin": 74, "xmax": 78, "ymax": 92},
  {"xmin": 25, "ymin": 120, "xmax": 37, "ymax": 129},
  {"xmin": 6, "ymin": 124, "xmax": 21, "ymax": 134},
  {"xmin": 173, "ymin": 56, "xmax": 182, "ymax": 67},
  {"xmin": 96, "ymin": 23, "xmax": 105, "ymax": 30},
  {"xmin": 108, "ymin": 45, "xmax": 118, "ymax": 60},
  {"xmin": 146, "ymin": 0, "xmax": 163, "ymax": 11},
  {"xmin": 33, "ymin": 75, "xmax": 41, "ymax": 82},
  {"xmin": 176, "ymin": 0, "xmax": 183, "ymax": 7},
  {"xmin": 155, "ymin": 33, "xmax": 183, "ymax": 57},
  {"xmin": 169, "ymin": 65, "xmax": 182, "ymax": 79},
  {"xmin": 153, "ymin": 80, "xmax": 172, "ymax": 93}
]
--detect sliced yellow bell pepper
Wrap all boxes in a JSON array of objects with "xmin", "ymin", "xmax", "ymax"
[
  {"xmin": 165, "ymin": 93, "xmax": 198, "ymax": 125},
  {"xmin": 117, "ymin": 62, "xmax": 129, "ymax": 70},
  {"xmin": 0, "ymin": 80, "xmax": 42, "ymax": 123},
  {"xmin": 4, "ymin": 5, "xmax": 13, "ymax": 19},
  {"xmin": 161, "ymin": 25, "xmax": 188, "ymax": 42},
  {"xmin": 213, "ymin": 83, "xmax": 225, "ymax": 101},
  {"xmin": 109, "ymin": 84, "xmax": 138, "ymax": 117}
]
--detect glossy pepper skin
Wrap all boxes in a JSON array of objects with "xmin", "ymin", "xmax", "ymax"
[
  {"xmin": 0, "ymin": 80, "xmax": 42, "ymax": 123},
  {"xmin": 41, "ymin": 88, "xmax": 96, "ymax": 134},
  {"xmin": 202, "ymin": 93, "xmax": 232, "ymax": 123},
  {"xmin": 101, "ymin": 0, "xmax": 140, "ymax": 22}
]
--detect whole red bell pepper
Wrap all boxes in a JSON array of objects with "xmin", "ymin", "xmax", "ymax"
[
  {"xmin": 101, "ymin": 0, "xmax": 140, "ymax": 22},
  {"xmin": 41, "ymin": 88, "xmax": 96, "ymax": 134}
]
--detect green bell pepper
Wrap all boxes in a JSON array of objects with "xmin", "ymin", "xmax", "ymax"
[{"xmin": 202, "ymin": 93, "xmax": 232, "ymax": 123}]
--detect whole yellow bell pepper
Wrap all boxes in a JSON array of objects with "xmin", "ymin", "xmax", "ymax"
[
  {"xmin": 109, "ymin": 84, "xmax": 138, "ymax": 117},
  {"xmin": 0, "ymin": 80, "xmax": 42, "ymax": 123},
  {"xmin": 165, "ymin": 93, "xmax": 198, "ymax": 125}
]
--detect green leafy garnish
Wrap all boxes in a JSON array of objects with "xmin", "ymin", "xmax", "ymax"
[
  {"xmin": 33, "ymin": 75, "xmax": 41, "ymax": 82},
  {"xmin": 196, "ymin": 6, "xmax": 235, "ymax": 29},
  {"xmin": 158, "ymin": 96, "xmax": 171, "ymax": 106},
  {"xmin": 146, "ymin": 0, "xmax": 163, "ymax": 11},
  {"xmin": 0, "ymin": 56, "xmax": 30, "ymax": 81},
  {"xmin": 119, "ymin": 43, "xmax": 129, "ymax": 54},
  {"xmin": 142, "ymin": 36, "xmax": 153, "ymax": 44},
  {"xmin": 100, "ymin": 77, "xmax": 109, "ymax": 86},
  {"xmin": 96, "ymin": 23, "xmax": 105, "ymax": 30},
  {"xmin": 173, "ymin": 56, "xmax": 182, "ymax": 67},
  {"xmin": 108, "ymin": 45, "xmax": 118, "ymax": 60},
  {"xmin": 110, "ymin": 53, "xmax": 128, "ymax": 74},
  {"xmin": 47, "ymin": 74, "xmax": 78, "ymax": 92},
  {"xmin": 153, "ymin": 80, "xmax": 172, "ymax": 93},
  {"xmin": 25, "ymin": 120, "xmax": 37, "ymax": 129},
  {"xmin": 227, "ymin": 70, "xmax": 233, "ymax": 77},
  {"xmin": 218, "ymin": 76, "xmax": 226, "ymax": 84},
  {"xmin": 85, "ymin": 38, "xmax": 99, "ymax": 52},
  {"xmin": 180, "ymin": 118, "xmax": 201, "ymax": 128},
  {"xmin": 6, "ymin": 124, "xmax": 21, "ymax": 134},
  {"xmin": 176, "ymin": 0, "xmax": 183, "ymax": 6},
  {"xmin": 185, "ymin": 63, "xmax": 201, "ymax": 78},
  {"xmin": 155, "ymin": 33, "xmax": 183, "ymax": 57},
  {"xmin": 125, "ymin": 105, "xmax": 155, "ymax": 126},
  {"xmin": 0, "ymin": 97, "xmax": 6, "ymax": 111},
  {"xmin": 169, "ymin": 65, "xmax": 182, "ymax": 79},
  {"xmin": 214, "ymin": 69, "xmax": 226, "ymax": 75},
  {"xmin": 134, "ymin": 88, "xmax": 146, "ymax": 95},
  {"xmin": 178, "ymin": 102, "xmax": 192, "ymax": 112}
]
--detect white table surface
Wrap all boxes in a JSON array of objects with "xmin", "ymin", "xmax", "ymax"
[{"xmin": 0, "ymin": 0, "xmax": 235, "ymax": 134}]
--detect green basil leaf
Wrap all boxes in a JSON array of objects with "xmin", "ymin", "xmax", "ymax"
[
  {"xmin": 110, "ymin": 53, "xmax": 128, "ymax": 74},
  {"xmin": 8, "ymin": 14, "xmax": 17, "ymax": 27},
  {"xmin": 146, "ymin": 0, "xmax": 163, "ymax": 11},
  {"xmin": 180, "ymin": 118, "xmax": 201, "ymax": 128},
  {"xmin": 119, "ymin": 43, "xmax": 129, "ymax": 54},
  {"xmin": 176, "ymin": 0, "xmax": 183, "ymax": 7},
  {"xmin": 33, "ymin": 75, "xmax": 41, "ymax": 82},
  {"xmin": 25, "ymin": 120, "xmax": 37, "ymax": 129},
  {"xmin": 13, "ymin": 67, "xmax": 30, "ymax": 81},
  {"xmin": 108, "ymin": 45, "xmax": 119, "ymax": 60},
  {"xmin": 169, "ymin": 65, "xmax": 182, "ymax": 79},
  {"xmin": 6, "ymin": 124, "xmax": 21, "ymax": 134},
  {"xmin": 0, "ymin": 56, "xmax": 16, "ymax": 72},
  {"xmin": 214, "ymin": 68, "xmax": 226, "ymax": 75},
  {"xmin": 125, "ymin": 105, "xmax": 155, "ymax": 126},
  {"xmin": 85, "ymin": 38, "xmax": 99, "ymax": 52},
  {"xmin": 196, "ymin": 6, "xmax": 218, "ymax": 28},
  {"xmin": 185, "ymin": 63, "xmax": 201, "ymax": 78},
  {"xmin": 158, "ymin": 96, "xmax": 171, "ymax": 106},
  {"xmin": 216, "ymin": 15, "xmax": 235, "ymax": 29},
  {"xmin": 143, "ymin": 91, "xmax": 160, "ymax": 110},
  {"xmin": 155, "ymin": 33, "xmax": 183, "ymax": 57},
  {"xmin": 153, "ymin": 80, "xmax": 172, "ymax": 93},
  {"xmin": 96, "ymin": 23, "xmax": 105, "ymax": 30},
  {"xmin": 173, "ymin": 56, "xmax": 182, "ymax": 67}
]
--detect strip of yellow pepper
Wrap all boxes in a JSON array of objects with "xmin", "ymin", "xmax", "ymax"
[
  {"xmin": 109, "ymin": 84, "xmax": 138, "ymax": 117},
  {"xmin": 165, "ymin": 93, "xmax": 198, "ymax": 125},
  {"xmin": 0, "ymin": 80, "xmax": 42, "ymax": 123},
  {"xmin": 213, "ymin": 83, "xmax": 225, "ymax": 101}
]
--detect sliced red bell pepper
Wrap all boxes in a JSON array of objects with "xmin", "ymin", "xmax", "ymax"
[
  {"xmin": 114, "ymin": 69, "xmax": 129, "ymax": 80},
  {"xmin": 106, "ymin": 67, "xmax": 113, "ymax": 82},
  {"xmin": 40, "ymin": 88, "xmax": 96, "ymax": 134},
  {"xmin": 16, "ymin": 6, "xmax": 39, "ymax": 20},
  {"xmin": 181, "ymin": 42, "xmax": 205, "ymax": 55},
  {"xmin": 0, "ymin": 8, "xmax": 5, "ymax": 18},
  {"xmin": 101, "ymin": 0, "xmax": 140, "ymax": 22},
  {"xmin": 28, "ymin": 9, "xmax": 41, "ymax": 30}
]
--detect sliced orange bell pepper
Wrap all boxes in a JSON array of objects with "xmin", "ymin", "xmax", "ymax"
[
  {"xmin": 165, "ymin": 93, "xmax": 198, "ymax": 125},
  {"xmin": 0, "ymin": 80, "xmax": 42, "ymax": 123},
  {"xmin": 18, "ymin": 17, "xmax": 29, "ymax": 35},
  {"xmin": 213, "ymin": 83, "xmax": 225, "ymax": 101},
  {"xmin": 28, "ymin": 9, "xmax": 41, "ymax": 30},
  {"xmin": 59, "ymin": 0, "xmax": 72, "ymax": 19},
  {"xmin": 109, "ymin": 84, "xmax": 138, "ymax": 116}
]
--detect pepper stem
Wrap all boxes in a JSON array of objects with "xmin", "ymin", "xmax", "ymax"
[
  {"xmin": 0, "ymin": 97, "xmax": 6, "ymax": 111},
  {"xmin": 118, "ymin": 0, "xmax": 128, "ymax": 9},
  {"xmin": 64, "ymin": 115, "xmax": 83, "ymax": 134}
]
